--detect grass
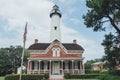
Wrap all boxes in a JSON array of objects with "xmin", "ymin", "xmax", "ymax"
[
  {"xmin": 66, "ymin": 79, "xmax": 99, "ymax": 80},
  {"xmin": 0, "ymin": 76, "xmax": 99, "ymax": 80},
  {"xmin": 0, "ymin": 77, "xmax": 4, "ymax": 80}
]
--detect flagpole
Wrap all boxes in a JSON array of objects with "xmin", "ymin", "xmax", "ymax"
[
  {"xmin": 19, "ymin": 22, "xmax": 28, "ymax": 80},
  {"xmin": 19, "ymin": 40, "xmax": 25, "ymax": 80}
]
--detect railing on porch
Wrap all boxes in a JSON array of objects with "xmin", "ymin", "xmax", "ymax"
[
  {"xmin": 27, "ymin": 69, "xmax": 84, "ymax": 74},
  {"xmin": 63, "ymin": 69, "xmax": 84, "ymax": 74},
  {"xmin": 27, "ymin": 70, "xmax": 50, "ymax": 74}
]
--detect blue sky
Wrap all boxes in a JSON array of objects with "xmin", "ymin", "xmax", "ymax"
[{"xmin": 0, "ymin": 0, "xmax": 112, "ymax": 62}]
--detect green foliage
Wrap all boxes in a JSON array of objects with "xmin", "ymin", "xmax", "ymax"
[
  {"xmin": 96, "ymin": 75, "xmax": 120, "ymax": 80},
  {"xmin": 101, "ymin": 33, "xmax": 120, "ymax": 70},
  {"xmin": 100, "ymin": 70, "xmax": 108, "ymax": 74},
  {"xmin": 109, "ymin": 70, "xmax": 120, "ymax": 76},
  {"xmin": 84, "ymin": 58, "xmax": 103, "ymax": 70},
  {"xmin": 83, "ymin": 0, "xmax": 120, "ymax": 34},
  {"xmin": 85, "ymin": 70, "xmax": 100, "ymax": 74},
  {"xmin": 64, "ymin": 73, "xmax": 70, "ymax": 79},
  {"xmin": 5, "ymin": 74, "xmax": 45, "ymax": 80},
  {"xmin": 85, "ymin": 70, "xmax": 108, "ymax": 74},
  {"xmin": 0, "ymin": 46, "xmax": 29, "ymax": 74},
  {"xmin": 64, "ymin": 74, "xmax": 100, "ymax": 79},
  {"xmin": 44, "ymin": 73, "xmax": 49, "ymax": 79}
]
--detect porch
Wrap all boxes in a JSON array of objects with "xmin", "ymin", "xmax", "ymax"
[
  {"xmin": 27, "ymin": 69, "xmax": 84, "ymax": 74},
  {"xmin": 27, "ymin": 60, "xmax": 85, "ymax": 75}
]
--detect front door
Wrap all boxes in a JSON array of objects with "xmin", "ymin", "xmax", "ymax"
[{"xmin": 52, "ymin": 61, "xmax": 60, "ymax": 75}]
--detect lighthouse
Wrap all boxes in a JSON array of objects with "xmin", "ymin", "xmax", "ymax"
[{"xmin": 50, "ymin": 5, "xmax": 62, "ymax": 42}]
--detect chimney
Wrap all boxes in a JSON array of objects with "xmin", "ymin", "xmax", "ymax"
[
  {"xmin": 73, "ymin": 39, "xmax": 77, "ymax": 44},
  {"xmin": 34, "ymin": 39, "xmax": 38, "ymax": 44}
]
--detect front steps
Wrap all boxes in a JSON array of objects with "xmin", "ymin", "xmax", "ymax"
[{"xmin": 49, "ymin": 75, "xmax": 64, "ymax": 80}]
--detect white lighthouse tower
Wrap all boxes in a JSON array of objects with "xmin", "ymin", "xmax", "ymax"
[{"xmin": 50, "ymin": 5, "xmax": 62, "ymax": 42}]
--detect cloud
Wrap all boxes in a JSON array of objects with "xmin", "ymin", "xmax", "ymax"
[
  {"xmin": 0, "ymin": 0, "xmax": 54, "ymax": 47},
  {"xmin": 61, "ymin": 24, "xmax": 104, "ymax": 61},
  {"xmin": 0, "ymin": 0, "xmax": 104, "ymax": 61}
]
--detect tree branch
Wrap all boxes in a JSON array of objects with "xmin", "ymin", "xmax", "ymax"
[
  {"xmin": 101, "ymin": 20, "xmax": 110, "ymax": 23},
  {"xmin": 107, "ymin": 15, "xmax": 120, "ymax": 34}
]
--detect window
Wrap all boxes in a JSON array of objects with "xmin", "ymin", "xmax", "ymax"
[
  {"xmin": 52, "ymin": 48, "xmax": 60, "ymax": 57},
  {"xmin": 54, "ymin": 26, "xmax": 57, "ymax": 30}
]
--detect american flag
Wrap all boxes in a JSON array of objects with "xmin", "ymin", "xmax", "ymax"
[{"xmin": 23, "ymin": 22, "xmax": 28, "ymax": 43}]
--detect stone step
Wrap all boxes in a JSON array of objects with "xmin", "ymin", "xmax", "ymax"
[
  {"xmin": 50, "ymin": 75, "xmax": 63, "ymax": 78},
  {"xmin": 49, "ymin": 78, "xmax": 64, "ymax": 80}
]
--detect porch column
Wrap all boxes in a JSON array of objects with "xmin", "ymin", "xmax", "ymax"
[
  {"xmin": 80, "ymin": 61, "xmax": 84, "ymax": 74},
  {"xmin": 29, "ymin": 61, "xmax": 32, "ymax": 74},
  {"xmin": 61, "ymin": 60, "xmax": 63, "ymax": 75},
  {"xmin": 49, "ymin": 60, "xmax": 51, "ymax": 75},
  {"xmin": 72, "ymin": 60, "xmax": 74, "ymax": 74},
  {"xmin": 39, "ymin": 60, "xmax": 41, "ymax": 74},
  {"xmin": 83, "ymin": 61, "xmax": 85, "ymax": 74},
  {"xmin": 27, "ymin": 60, "xmax": 30, "ymax": 74}
]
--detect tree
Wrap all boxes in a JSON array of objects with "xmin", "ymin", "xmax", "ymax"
[
  {"xmin": 85, "ymin": 58, "xmax": 102, "ymax": 70},
  {"xmin": 0, "ymin": 45, "xmax": 28, "ymax": 74},
  {"xmin": 83, "ymin": 0, "xmax": 120, "ymax": 34},
  {"xmin": 101, "ymin": 33, "xmax": 120, "ymax": 70}
]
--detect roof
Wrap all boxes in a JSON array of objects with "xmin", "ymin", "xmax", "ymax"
[
  {"xmin": 28, "ymin": 43, "xmax": 50, "ymax": 50},
  {"xmin": 92, "ymin": 62, "xmax": 103, "ymax": 65},
  {"xmin": 28, "ymin": 43, "xmax": 84, "ymax": 50}
]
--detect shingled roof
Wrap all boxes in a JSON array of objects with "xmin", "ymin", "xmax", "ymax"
[{"xmin": 28, "ymin": 43, "xmax": 84, "ymax": 50}]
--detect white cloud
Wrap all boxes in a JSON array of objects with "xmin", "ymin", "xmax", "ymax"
[
  {"xmin": 0, "ymin": 0, "xmax": 104, "ymax": 61},
  {"xmin": 61, "ymin": 24, "xmax": 104, "ymax": 61},
  {"xmin": 0, "ymin": 0, "xmax": 53, "ymax": 47}
]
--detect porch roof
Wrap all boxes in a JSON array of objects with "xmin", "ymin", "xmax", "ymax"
[{"xmin": 28, "ymin": 54, "xmax": 81, "ymax": 59}]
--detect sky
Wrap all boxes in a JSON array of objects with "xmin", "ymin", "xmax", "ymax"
[{"xmin": 0, "ymin": 0, "xmax": 111, "ymax": 62}]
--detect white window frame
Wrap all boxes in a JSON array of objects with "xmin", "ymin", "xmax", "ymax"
[{"xmin": 52, "ymin": 48, "xmax": 60, "ymax": 57}]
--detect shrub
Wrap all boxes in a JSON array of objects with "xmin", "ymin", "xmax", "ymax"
[
  {"xmin": 96, "ymin": 75, "xmax": 120, "ymax": 80},
  {"xmin": 64, "ymin": 73, "xmax": 70, "ymax": 79},
  {"xmin": 85, "ymin": 69, "xmax": 101, "ymax": 74},
  {"xmin": 100, "ymin": 70, "xmax": 108, "ymax": 74},
  {"xmin": 109, "ymin": 70, "xmax": 120, "ymax": 76},
  {"xmin": 5, "ymin": 74, "xmax": 45, "ymax": 80},
  {"xmin": 44, "ymin": 73, "xmax": 49, "ymax": 79},
  {"xmin": 64, "ymin": 74, "xmax": 100, "ymax": 79}
]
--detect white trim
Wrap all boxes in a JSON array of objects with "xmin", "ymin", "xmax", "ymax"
[
  {"xmin": 67, "ymin": 50, "xmax": 84, "ymax": 54},
  {"xmin": 29, "ymin": 50, "xmax": 45, "ymax": 54},
  {"xmin": 27, "ymin": 58, "xmax": 84, "ymax": 60},
  {"xmin": 45, "ymin": 42, "xmax": 67, "ymax": 54}
]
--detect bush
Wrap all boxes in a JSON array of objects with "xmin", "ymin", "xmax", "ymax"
[
  {"xmin": 96, "ymin": 75, "xmax": 120, "ymax": 80},
  {"xmin": 109, "ymin": 70, "xmax": 120, "ymax": 76},
  {"xmin": 64, "ymin": 73, "xmax": 70, "ymax": 79},
  {"xmin": 5, "ymin": 74, "xmax": 45, "ymax": 80},
  {"xmin": 100, "ymin": 70, "xmax": 108, "ymax": 74},
  {"xmin": 85, "ymin": 69, "xmax": 100, "ymax": 74},
  {"xmin": 44, "ymin": 73, "xmax": 49, "ymax": 79},
  {"xmin": 64, "ymin": 74, "xmax": 100, "ymax": 79}
]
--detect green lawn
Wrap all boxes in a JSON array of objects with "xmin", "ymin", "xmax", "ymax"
[
  {"xmin": 0, "ymin": 76, "xmax": 99, "ymax": 80},
  {"xmin": 0, "ymin": 77, "xmax": 4, "ymax": 80},
  {"xmin": 66, "ymin": 79, "xmax": 99, "ymax": 80}
]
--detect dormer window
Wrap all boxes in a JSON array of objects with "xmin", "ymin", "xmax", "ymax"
[{"xmin": 52, "ymin": 48, "xmax": 60, "ymax": 57}]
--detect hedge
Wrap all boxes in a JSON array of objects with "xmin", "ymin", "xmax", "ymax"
[
  {"xmin": 5, "ymin": 74, "xmax": 49, "ymax": 80},
  {"xmin": 109, "ymin": 70, "xmax": 120, "ymax": 76},
  {"xmin": 85, "ymin": 69, "xmax": 109, "ymax": 74},
  {"xmin": 64, "ymin": 73, "xmax": 100, "ymax": 79},
  {"xmin": 96, "ymin": 75, "xmax": 120, "ymax": 80}
]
